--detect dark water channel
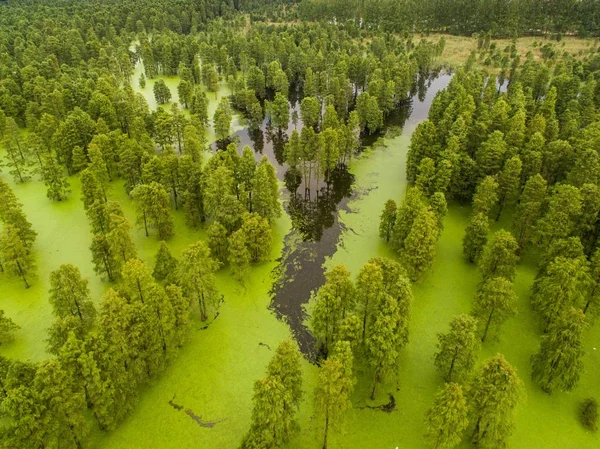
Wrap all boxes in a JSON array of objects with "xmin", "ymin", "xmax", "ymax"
[{"xmin": 217, "ymin": 73, "xmax": 453, "ymax": 359}]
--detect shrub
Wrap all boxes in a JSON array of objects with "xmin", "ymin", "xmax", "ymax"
[{"xmin": 580, "ymin": 398, "xmax": 598, "ymax": 431}]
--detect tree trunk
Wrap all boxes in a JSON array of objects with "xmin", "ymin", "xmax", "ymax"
[
  {"xmin": 370, "ymin": 374, "xmax": 378, "ymax": 400},
  {"xmin": 143, "ymin": 210, "xmax": 149, "ymax": 237},
  {"xmin": 482, "ymin": 308, "xmax": 494, "ymax": 342},
  {"xmin": 322, "ymin": 411, "xmax": 329, "ymax": 449},
  {"xmin": 361, "ymin": 298, "xmax": 370, "ymax": 343},
  {"xmin": 446, "ymin": 348, "xmax": 458, "ymax": 382},
  {"xmin": 17, "ymin": 261, "xmax": 29, "ymax": 288},
  {"xmin": 200, "ymin": 291, "xmax": 207, "ymax": 321}
]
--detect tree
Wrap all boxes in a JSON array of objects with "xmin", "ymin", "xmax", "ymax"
[
  {"xmin": 41, "ymin": 153, "xmax": 70, "ymax": 201},
  {"xmin": 531, "ymin": 307, "xmax": 585, "ymax": 393},
  {"xmin": 240, "ymin": 212, "xmax": 272, "ymax": 263},
  {"xmin": 580, "ymin": 398, "xmax": 598, "ymax": 431},
  {"xmin": 178, "ymin": 241, "xmax": 220, "ymax": 321},
  {"xmin": 203, "ymin": 63, "xmax": 219, "ymax": 92},
  {"xmin": 472, "ymin": 277, "xmax": 517, "ymax": 343},
  {"xmin": 177, "ymin": 80, "xmax": 192, "ymax": 108},
  {"xmin": 131, "ymin": 182, "xmax": 174, "ymax": 240},
  {"xmin": 207, "ymin": 221, "xmax": 229, "ymax": 264},
  {"xmin": 469, "ymin": 354, "xmax": 523, "ymax": 449},
  {"xmin": 152, "ymin": 241, "xmax": 178, "ymax": 283},
  {"xmin": 403, "ymin": 208, "xmax": 439, "ymax": 281},
  {"xmin": 424, "ymin": 383, "xmax": 469, "ymax": 449},
  {"xmin": 153, "ymin": 79, "xmax": 172, "ymax": 104},
  {"xmin": 356, "ymin": 262, "xmax": 384, "ymax": 343},
  {"xmin": 472, "ymin": 176, "xmax": 498, "ymax": 218},
  {"xmin": 366, "ymin": 293, "xmax": 400, "ymax": 400},
  {"xmin": 379, "ymin": 199, "xmax": 397, "ymax": 242},
  {"xmin": 535, "ymin": 184, "xmax": 582, "ymax": 252},
  {"xmin": 0, "ymin": 224, "xmax": 35, "ymax": 288},
  {"xmin": 271, "ymin": 92, "xmax": 289, "ymax": 131},
  {"xmin": 252, "ymin": 157, "xmax": 281, "ymax": 222},
  {"xmin": 531, "ymin": 256, "xmax": 589, "ymax": 327},
  {"xmin": 314, "ymin": 341, "xmax": 355, "ymax": 449},
  {"xmin": 434, "ymin": 314, "xmax": 479, "ymax": 382},
  {"xmin": 267, "ymin": 339, "xmax": 303, "ymax": 409},
  {"xmin": 49, "ymin": 264, "xmax": 96, "ymax": 329},
  {"xmin": 463, "ymin": 213, "xmax": 489, "ymax": 263},
  {"xmin": 478, "ymin": 230, "xmax": 519, "ymax": 282},
  {"xmin": 229, "ymin": 229, "xmax": 251, "ymax": 281},
  {"xmin": 240, "ymin": 375, "xmax": 292, "ymax": 449},
  {"xmin": 0, "ymin": 310, "xmax": 19, "ymax": 344},
  {"xmin": 90, "ymin": 233, "xmax": 120, "ymax": 282},
  {"xmin": 300, "ymin": 96, "xmax": 320, "ymax": 129},
  {"xmin": 106, "ymin": 210, "xmax": 137, "ymax": 263},
  {"xmin": 214, "ymin": 98, "xmax": 232, "ymax": 142},
  {"xmin": 495, "ymin": 156, "xmax": 522, "ymax": 221},
  {"xmin": 512, "ymin": 174, "xmax": 547, "ymax": 253}
]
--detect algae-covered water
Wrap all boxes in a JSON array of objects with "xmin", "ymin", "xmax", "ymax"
[{"xmin": 1, "ymin": 66, "xmax": 599, "ymax": 449}]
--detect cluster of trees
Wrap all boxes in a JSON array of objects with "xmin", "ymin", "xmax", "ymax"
[
  {"xmin": 310, "ymin": 258, "xmax": 412, "ymax": 398},
  {"xmin": 299, "ymin": 0, "xmax": 600, "ymax": 37},
  {"xmin": 0, "ymin": 180, "xmax": 37, "ymax": 288},
  {"xmin": 240, "ymin": 338, "xmax": 355, "ymax": 449},
  {"xmin": 0, "ymin": 233, "xmax": 223, "ymax": 446},
  {"xmin": 379, "ymin": 187, "xmax": 446, "ymax": 280},
  {"xmin": 400, "ymin": 37, "xmax": 600, "ymax": 430}
]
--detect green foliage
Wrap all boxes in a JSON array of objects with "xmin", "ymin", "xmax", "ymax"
[
  {"xmin": 434, "ymin": 314, "xmax": 479, "ymax": 382},
  {"xmin": 478, "ymin": 230, "xmax": 518, "ymax": 282},
  {"xmin": 0, "ymin": 224, "xmax": 36, "ymax": 288},
  {"xmin": 531, "ymin": 307, "xmax": 586, "ymax": 393},
  {"xmin": 424, "ymin": 383, "xmax": 469, "ymax": 449},
  {"xmin": 228, "ymin": 229, "xmax": 251, "ymax": 281},
  {"xmin": 0, "ymin": 310, "xmax": 19, "ymax": 344},
  {"xmin": 379, "ymin": 199, "xmax": 397, "ymax": 243},
  {"xmin": 403, "ymin": 208, "xmax": 439, "ymax": 281},
  {"xmin": 131, "ymin": 182, "xmax": 174, "ymax": 240},
  {"xmin": 463, "ymin": 212, "xmax": 489, "ymax": 263},
  {"xmin": 469, "ymin": 354, "xmax": 522, "ymax": 449},
  {"xmin": 472, "ymin": 277, "xmax": 517, "ymax": 342},
  {"xmin": 178, "ymin": 240, "xmax": 220, "ymax": 321},
  {"xmin": 153, "ymin": 80, "xmax": 172, "ymax": 104},
  {"xmin": 213, "ymin": 97, "xmax": 232, "ymax": 142},
  {"xmin": 152, "ymin": 241, "xmax": 178, "ymax": 283},
  {"xmin": 314, "ymin": 341, "xmax": 355, "ymax": 448}
]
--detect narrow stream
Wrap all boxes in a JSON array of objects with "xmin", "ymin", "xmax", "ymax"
[{"xmin": 267, "ymin": 73, "xmax": 453, "ymax": 359}]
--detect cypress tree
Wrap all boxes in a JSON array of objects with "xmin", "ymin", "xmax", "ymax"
[
  {"xmin": 463, "ymin": 212, "xmax": 489, "ymax": 263},
  {"xmin": 434, "ymin": 314, "xmax": 479, "ymax": 382},
  {"xmin": 472, "ymin": 277, "xmax": 517, "ymax": 343},
  {"xmin": 531, "ymin": 307, "xmax": 586, "ymax": 393},
  {"xmin": 424, "ymin": 383, "xmax": 469, "ymax": 449},
  {"xmin": 469, "ymin": 354, "xmax": 522, "ymax": 449}
]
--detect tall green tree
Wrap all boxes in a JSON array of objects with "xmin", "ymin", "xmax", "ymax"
[
  {"xmin": 178, "ymin": 241, "xmax": 220, "ymax": 321},
  {"xmin": 152, "ymin": 241, "xmax": 178, "ymax": 283},
  {"xmin": 478, "ymin": 230, "xmax": 519, "ymax": 282},
  {"xmin": 366, "ymin": 293, "xmax": 401, "ymax": 400},
  {"xmin": 424, "ymin": 383, "xmax": 469, "ymax": 449},
  {"xmin": 512, "ymin": 174, "xmax": 547, "ymax": 253},
  {"xmin": 531, "ymin": 256, "xmax": 590, "ymax": 327},
  {"xmin": 531, "ymin": 307, "xmax": 586, "ymax": 393},
  {"xmin": 434, "ymin": 314, "xmax": 479, "ymax": 382},
  {"xmin": 463, "ymin": 213, "xmax": 489, "ymax": 263},
  {"xmin": 314, "ymin": 341, "xmax": 355, "ymax": 449},
  {"xmin": 41, "ymin": 153, "xmax": 70, "ymax": 201},
  {"xmin": 495, "ymin": 156, "xmax": 522, "ymax": 221},
  {"xmin": 131, "ymin": 182, "xmax": 174, "ymax": 240},
  {"xmin": 49, "ymin": 264, "xmax": 96, "ymax": 329},
  {"xmin": 472, "ymin": 176, "xmax": 498, "ymax": 218},
  {"xmin": 0, "ymin": 224, "xmax": 35, "ymax": 288},
  {"xmin": 472, "ymin": 277, "xmax": 517, "ymax": 343},
  {"xmin": 379, "ymin": 199, "xmax": 397, "ymax": 243},
  {"xmin": 403, "ymin": 208, "xmax": 439, "ymax": 281},
  {"xmin": 228, "ymin": 229, "xmax": 251, "ymax": 281},
  {"xmin": 469, "ymin": 354, "xmax": 523, "ymax": 449}
]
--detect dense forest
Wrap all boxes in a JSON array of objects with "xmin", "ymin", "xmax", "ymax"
[{"xmin": 1, "ymin": 0, "xmax": 600, "ymax": 448}]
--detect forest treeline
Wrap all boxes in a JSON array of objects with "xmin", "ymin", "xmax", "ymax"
[{"xmin": 299, "ymin": 0, "xmax": 600, "ymax": 37}]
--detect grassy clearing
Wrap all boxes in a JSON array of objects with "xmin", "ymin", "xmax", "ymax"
[{"xmin": 420, "ymin": 33, "xmax": 599, "ymax": 70}]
